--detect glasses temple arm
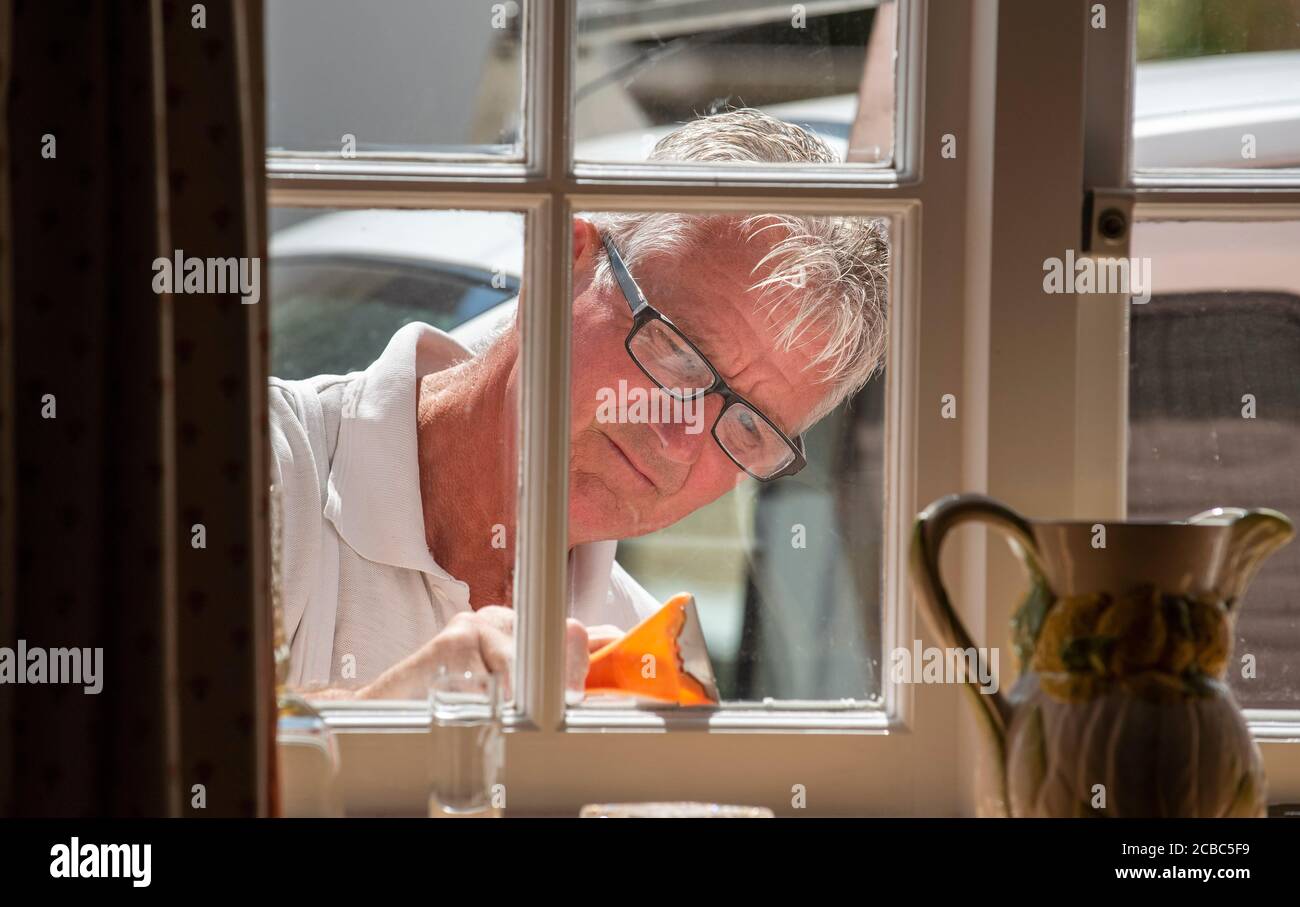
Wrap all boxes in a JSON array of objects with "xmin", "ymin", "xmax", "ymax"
[{"xmin": 601, "ymin": 235, "xmax": 649, "ymax": 316}]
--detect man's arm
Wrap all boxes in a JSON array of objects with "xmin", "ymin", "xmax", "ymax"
[{"xmin": 294, "ymin": 608, "xmax": 615, "ymax": 702}]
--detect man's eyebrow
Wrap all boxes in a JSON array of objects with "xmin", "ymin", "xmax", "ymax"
[{"xmin": 663, "ymin": 305, "xmax": 708, "ymax": 345}]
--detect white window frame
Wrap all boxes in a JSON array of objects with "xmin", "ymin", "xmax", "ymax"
[
  {"xmin": 271, "ymin": 0, "xmax": 984, "ymax": 816},
  {"xmin": 270, "ymin": 0, "xmax": 1300, "ymax": 816}
]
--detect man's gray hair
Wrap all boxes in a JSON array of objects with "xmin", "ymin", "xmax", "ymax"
[{"xmin": 586, "ymin": 108, "xmax": 889, "ymax": 426}]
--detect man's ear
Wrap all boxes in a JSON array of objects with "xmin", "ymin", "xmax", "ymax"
[{"xmin": 573, "ymin": 216, "xmax": 600, "ymax": 271}]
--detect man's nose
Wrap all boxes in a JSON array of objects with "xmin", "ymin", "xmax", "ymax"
[{"xmin": 644, "ymin": 387, "xmax": 716, "ymax": 465}]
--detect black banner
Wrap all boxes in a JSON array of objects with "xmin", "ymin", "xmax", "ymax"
[{"xmin": 1, "ymin": 817, "xmax": 1294, "ymax": 892}]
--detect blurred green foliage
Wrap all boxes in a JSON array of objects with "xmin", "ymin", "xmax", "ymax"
[{"xmin": 1137, "ymin": 0, "xmax": 1300, "ymax": 61}]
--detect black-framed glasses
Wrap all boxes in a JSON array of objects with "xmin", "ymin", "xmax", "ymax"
[{"xmin": 601, "ymin": 233, "xmax": 807, "ymax": 482}]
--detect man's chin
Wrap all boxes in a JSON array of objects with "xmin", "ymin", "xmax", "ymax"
[{"xmin": 568, "ymin": 472, "xmax": 671, "ymax": 544}]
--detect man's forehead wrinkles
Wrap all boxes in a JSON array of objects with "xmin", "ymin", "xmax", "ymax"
[
  {"xmin": 645, "ymin": 278, "xmax": 708, "ymax": 328},
  {"xmin": 639, "ymin": 255, "xmax": 804, "ymax": 423},
  {"xmin": 650, "ymin": 288, "xmax": 736, "ymax": 362},
  {"xmin": 649, "ymin": 270, "xmax": 755, "ymax": 340}
]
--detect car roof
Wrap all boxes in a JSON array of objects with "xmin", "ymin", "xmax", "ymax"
[
  {"xmin": 270, "ymin": 209, "xmax": 526, "ymax": 274},
  {"xmin": 1134, "ymin": 50, "xmax": 1300, "ymax": 119},
  {"xmin": 1134, "ymin": 50, "xmax": 1300, "ymax": 168}
]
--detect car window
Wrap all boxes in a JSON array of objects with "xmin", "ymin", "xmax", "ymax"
[{"xmin": 269, "ymin": 256, "xmax": 519, "ymax": 379}]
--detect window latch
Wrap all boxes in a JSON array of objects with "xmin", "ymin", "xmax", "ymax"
[{"xmin": 1082, "ymin": 188, "xmax": 1135, "ymax": 255}]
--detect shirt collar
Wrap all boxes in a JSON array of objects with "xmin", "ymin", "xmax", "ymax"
[
  {"xmin": 323, "ymin": 322, "xmax": 475, "ymax": 596},
  {"xmin": 323, "ymin": 321, "xmax": 623, "ymax": 620}
]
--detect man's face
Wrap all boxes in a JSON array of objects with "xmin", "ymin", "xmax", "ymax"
[{"xmin": 566, "ymin": 219, "xmax": 833, "ymax": 545}]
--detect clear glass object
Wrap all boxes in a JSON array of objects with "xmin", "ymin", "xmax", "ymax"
[
  {"xmin": 573, "ymin": 0, "xmax": 898, "ymax": 168},
  {"xmin": 266, "ymin": 207, "xmax": 524, "ymax": 707},
  {"xmin": 267, "ymin": 207, "xmax": 524, "ymax": 380},
  {"xmin": 573, "ymin": 211, "xmax": 889, "ymax": 706},
  {"xmin": 1133, "ymin": 0, "xmax": 1300, "ymax": 172},
  {"xmin": 1128, "ymin": 219, "xmax": 1300, "ymax": 708},
  {"xmin": 266, "ymin": 0, "xmax": 525, "ymax": 159},
  {"xmin": 429, "ymin": 668, "xmax": 505, "ymax": 818}
]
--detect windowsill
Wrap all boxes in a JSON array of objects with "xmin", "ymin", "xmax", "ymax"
[
  {"xmin": 1245, "ymin": 709, "xmax": 1300, "ymax": 740},
  {"xmin": 305, "ymin": 700, "xmax": 1300, "ymax": 749},
  {"xmin": 285, "ymin": 702, "xmax": 1300, "ymax": 818},
  {"xmin": 310, "ymin": 697, "xmax": 893, "ymax": 733},
  {"xmin": 310, "ymin": 701, "xmax": 1300, "ymax": 736}
]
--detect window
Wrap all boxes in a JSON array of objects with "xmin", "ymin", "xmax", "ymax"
[
  {"xmin": 574, "ymin": 1, "xmax": 900, "ymax": 170},
  {"xmin": 269, "ymin": 208, "xmax": 524, "ymax": 379},
  {"xmin": 1122, "ymin": 2, "xmax": 1300, "ymax": 717},
  {"xmin": 266, "ymin": 0, "xmax": 525, "ymax": 159},
  {"xmin": 267, "ymin": 0, "xmax": 1300, "ymax": 816},
  {"xmin": 1134, "ymin": 0, "xmax": 1300, "ymax": 174},
  {"xmin": 573, "ymin": 211, "xmax": 890, "ymax": 709},
  {"xmin": 269, "ymin": 0, "xmax": 936, "ymax": 817},
  {"xmin": 1128, "ymin": 218, "xmax": 1300, "ymax": 708}
]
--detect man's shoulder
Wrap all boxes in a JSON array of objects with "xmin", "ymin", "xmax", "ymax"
[
  {"xmin": 270, "ymin": 373, "xmax": 354, "ymax": 414},
  {"xmin": 270, "ymin": 373, "xmax": 356, "ymax": 449},
  {"xmin": 269, "ymin": 373, "xmax": 360, "ymax": 509}
]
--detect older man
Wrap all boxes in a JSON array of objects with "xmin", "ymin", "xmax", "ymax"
[{"xmin": 271, "ymin": 108, "xmax": 888, "ymax": 699}]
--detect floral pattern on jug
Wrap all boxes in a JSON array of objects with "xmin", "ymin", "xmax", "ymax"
[{"xmin": 909, "ymin": 494, "xmax": 1294, "ymax": 818}]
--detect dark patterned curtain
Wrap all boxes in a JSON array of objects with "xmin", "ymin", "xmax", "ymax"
[{"xmin": 0, "ymin": 0, "xmax": 273, "ymax": 817}]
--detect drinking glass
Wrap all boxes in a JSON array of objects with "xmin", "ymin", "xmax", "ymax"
[{"xmin": 428, "ymin": 667, "xmax": 504, "ymax": 818}]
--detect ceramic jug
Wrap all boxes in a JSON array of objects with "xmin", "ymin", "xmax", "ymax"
[{"xmin": 909, "ymin": 493, "xmax": 1293, "ymax": 818}]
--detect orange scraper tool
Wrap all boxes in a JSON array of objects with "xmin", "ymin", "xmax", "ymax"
[{"xmin": 584, "ymin": 593, "xmax": 720, "ymax": 706}]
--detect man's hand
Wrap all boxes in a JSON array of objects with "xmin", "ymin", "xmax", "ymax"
[
  {"xmin": 585, "ymin": 624, "xmax": 624, "ymax": 653},
  {"xmin": 358, "ymin": 607, "xmax": 612, "ymax": 700}
]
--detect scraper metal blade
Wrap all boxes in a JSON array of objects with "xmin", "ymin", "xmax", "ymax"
[{"xmin": 675, "ymin": 593, "xmax": 720, "ymax": 704}]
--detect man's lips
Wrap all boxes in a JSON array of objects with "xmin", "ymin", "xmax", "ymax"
[{"xmin": 602, "ymin": 431, "xmax": 662, "ymax": 492}]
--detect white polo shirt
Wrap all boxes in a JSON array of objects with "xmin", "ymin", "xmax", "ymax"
[{"xmin": 270, "ymin": 322, "xmax": 660, "ymax": 690}]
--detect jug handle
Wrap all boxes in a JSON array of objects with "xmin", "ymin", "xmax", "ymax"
[{"xmin": 910, "ymin": 494, "xmax": 1040, "ymax": 759}]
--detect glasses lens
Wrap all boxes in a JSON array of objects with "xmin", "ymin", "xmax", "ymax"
[
  {"xmin": 628, "ymin": 319, "xmax": 714, "ymax": 398},
  {"xmin": 715, "ymin": 402, "xmax": 796, "ymax": 479}
]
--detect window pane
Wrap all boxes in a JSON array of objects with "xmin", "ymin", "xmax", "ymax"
[
  {"xmin": 1128, "ymin": 219, "xmax": 1300, "ymax": 708},
  {"xmin": 269, "ymin": 208, "xmax": 524, "ymax": 703},
  {"xmin": 570, "ymin": 210, "xmax": 890, "ymax": 707},
  {"xmin": 1134, "ymin": 0, "xmax": 1300, "ymax": 172},
  {"xmin": 266, "ymin": 1, "xmax": 524, "ymax": 159},
  {"xmin": 574, "ymin": 0, "xmax": 899, "ymax": 168}
]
